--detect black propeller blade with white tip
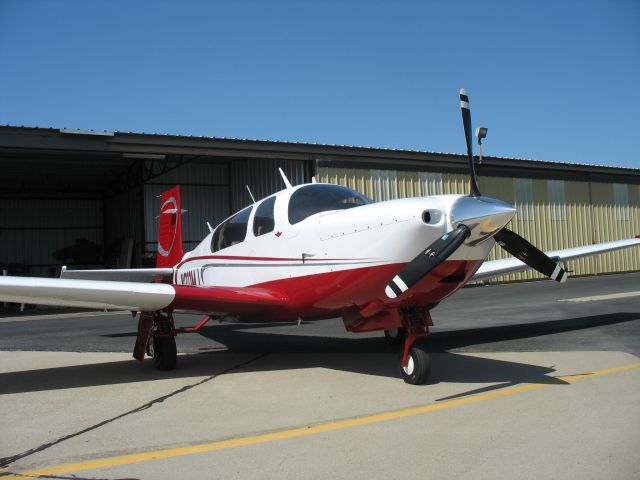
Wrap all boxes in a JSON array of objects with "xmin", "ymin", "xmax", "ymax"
[
  {"xmin": 460, "ymin": 88, "xmax": 481, "ymax": 197},
  {"xmin": 385, "ymin": 225, "xmax": 471, "ymax": 299},
  {"xmin": 494, "ymin": 228, "xmax": 567, "ymax": 282}
]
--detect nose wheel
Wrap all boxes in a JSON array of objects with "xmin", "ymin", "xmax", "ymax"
[
  {"xmin": 397, "ymin": 308, "xmax": 433, "ymax": 385},
  {"xmin": 400, "ymin": 346, "xmax": 431, "ymax": 385}
]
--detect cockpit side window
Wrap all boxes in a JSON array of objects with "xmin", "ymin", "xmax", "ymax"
[
  {"xmin": 211, "ymin": 206, "xmax": 253, "ymax": 252},
  {"xmin": 253, "ymin": 196, "xmax": 276, "ymax": 237},
  {"xmin": 288, "ymin": 184, "xmax": 372, "ymax": 225}
]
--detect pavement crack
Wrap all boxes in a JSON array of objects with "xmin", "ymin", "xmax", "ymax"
[{"xmin": 0, "ymin": 352, "xmax": 269, "ymax": 469}]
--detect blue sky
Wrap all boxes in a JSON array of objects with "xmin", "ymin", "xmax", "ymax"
[{"xmin": 1, "ymin": 1, "xmax": 638, "ymax": 168}]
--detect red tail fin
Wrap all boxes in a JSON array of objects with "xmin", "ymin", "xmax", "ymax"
[{"xmin": 157, "ymin": 185, "xmax": 185, "ymax": 268}]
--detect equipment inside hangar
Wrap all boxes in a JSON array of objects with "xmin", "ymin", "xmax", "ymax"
[{"xmin": 1, "ymin": 125, "xmax": 639, "ymax": 281}]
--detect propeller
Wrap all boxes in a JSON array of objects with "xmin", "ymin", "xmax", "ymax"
[
  {"xmin": 385, "ymin": 225, "xmax": 471, "ymax": 299},
  {"xmin": 460, "ymin": 88, "xmax": 481, "ymax": 197},
  {"xmin": 383, "ymin": 89, "xmax": 567, "ymax": 300},
  {"xmin": 494, "ymin": 228, "xmax": 567, "ymax": 282},
  {"xmin": 460, "ymin": 89, "xmax": 566, "ymax": 283}
]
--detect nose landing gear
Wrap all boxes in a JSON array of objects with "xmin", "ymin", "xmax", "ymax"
[{"xmin": 397, "ymin": 309, "xmax": 432, "ymax": 385}]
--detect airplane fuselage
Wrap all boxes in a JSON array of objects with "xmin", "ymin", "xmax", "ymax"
[{"xmin": 170, "ymin": 185, "xmax": 513, "ymax": 326}]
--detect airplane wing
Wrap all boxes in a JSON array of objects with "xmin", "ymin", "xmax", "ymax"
[
  {"xmin": 0, "ymin": 277, "xmax": 290, "ymax": 313},
  {"xmin": 472, "ymin": 236, "xmax": 640, "ymax": 281},
  {"xmin": 60, "ymin": 267, "xmax": 174, "ymax": 282}
]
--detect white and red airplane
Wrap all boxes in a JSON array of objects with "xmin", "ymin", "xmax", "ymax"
[{"xmin": 1, "ymin": 90, "xmax": 639, "ymax": 384}]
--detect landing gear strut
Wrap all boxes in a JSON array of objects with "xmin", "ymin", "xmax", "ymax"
[
  {"xmin": 133, "ymin": 310, "xmax": 177, "ymax": 371},
  {"xmin": 398, "ymin": 309, "xmax": 432, "ymax": 385}
]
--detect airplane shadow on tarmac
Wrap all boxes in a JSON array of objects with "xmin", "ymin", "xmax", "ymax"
[{"xmin": 0, "ymin": 312, "xmax": 638, "ymax": 396}]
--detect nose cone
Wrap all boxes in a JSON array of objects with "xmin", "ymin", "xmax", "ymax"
[{"xmin": 451, "ymin": 196, "xmax": 516, "ymax": 242}]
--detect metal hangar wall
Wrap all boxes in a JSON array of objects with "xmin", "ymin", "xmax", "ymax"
[{"xmin": 0, "ymin": 125, "xmax": 638, "ymax": 282}]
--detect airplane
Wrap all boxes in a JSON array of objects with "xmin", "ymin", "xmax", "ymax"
[{"xmin": 1, "ymin": 89, "xmax": 639, "ymax": 385}]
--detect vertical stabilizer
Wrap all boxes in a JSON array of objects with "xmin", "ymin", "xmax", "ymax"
[{"xmin": 157, "ymin": 185, "xmax": 185, "ymax": 268}]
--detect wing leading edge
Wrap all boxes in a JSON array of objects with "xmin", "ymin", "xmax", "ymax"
[
  {"xmin": 0, "ymin": 276, "xmax": 290, "ymax": 314},
  {"xmin": 473, "ymin": 236, "xmax": 640, "ymax": 282}
]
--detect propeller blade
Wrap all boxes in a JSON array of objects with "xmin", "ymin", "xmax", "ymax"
[
  {"xmin": 460, "ymin": 88, "xmax": 481, "ymax": 197},
  {"xmin": 385, "ymin": 225, "xmax": 471, "ymax": 299},
  {"xmin": 494, "ymin": 228, "xmax": 567, "ymax": 282}
]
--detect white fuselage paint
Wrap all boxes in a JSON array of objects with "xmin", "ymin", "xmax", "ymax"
[{"xmin": 174, "ymin": 187, "xmax": 514, "ymax": 289}]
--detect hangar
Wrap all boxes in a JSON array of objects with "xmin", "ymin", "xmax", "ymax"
[{"xmin": 1, "ymin": 125, "xmax": 638, "ymax": 283}]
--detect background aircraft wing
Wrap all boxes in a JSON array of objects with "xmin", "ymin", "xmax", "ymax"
[
  {"xmin": 60, "ymin": 267, "xmax": 174, "ymax": 282},
  {"xmin": 472, "ymin": 236, "xmax": 640, "ymax": 281},
  {"xmin": 0, "ymin": 276, "xmax": 290, "ymax": 313}
]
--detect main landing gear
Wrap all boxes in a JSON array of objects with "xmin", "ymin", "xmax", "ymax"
[
  {"xmin": 133, "ymin": 310, "xmax": 177, "ymax": 371},
  {"xmin": 385, "ymin": 309, "xmax": 433, "ymax": 385}
]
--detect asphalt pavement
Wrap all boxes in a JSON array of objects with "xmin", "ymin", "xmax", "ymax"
[{"xmin": 1, "ymin": 272, "xmax": 639, "ymax": 479}]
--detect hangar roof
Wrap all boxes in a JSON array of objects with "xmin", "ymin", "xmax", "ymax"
[{"xmin": 1, "ymin": 125, "xmax": 639, "ymax": 198}]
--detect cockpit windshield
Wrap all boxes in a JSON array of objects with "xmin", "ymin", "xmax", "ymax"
[{"xmin": 288, "ymin": 184, "xmax": 372, "ymax": 225}]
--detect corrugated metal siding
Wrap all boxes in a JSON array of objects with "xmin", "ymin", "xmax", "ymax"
[
  {"xmin": 0, "ymin": 198, "xmax": 102, "ymax": 277},
  {"xmin": 318, "ymin": 166, "xmax": 640, "ymax": 281},
  {"xmin": 592, "ymin": 181, "xmax": 640, "ymax": 273},
  {"xmin": 230, "ymin": 158, "xmax": 309, "ymax": 212},
  {"xmin": 144, "ymin": 161, "xmax": 230, "ymax": 254}
]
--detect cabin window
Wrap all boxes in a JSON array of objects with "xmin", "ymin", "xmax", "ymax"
[
  {"xmin": 211, "ymin": 206, "xmax": 253, "ymax": 252},
  {"xmin": 253, "ymin": 196, "xmax": 276, "ymax": 236},
  {"xmin": 288, "ymin": 184, "xmax": 372, "ymax": 225}
]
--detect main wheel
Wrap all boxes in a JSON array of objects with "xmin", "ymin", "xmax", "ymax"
[
  {"xmin": 384, "ymin": 327, "xmax": 406, "ymax": 347},
  {"xmin": 153, "ymin": 336, "xmax": 177, "ymax": 371},
  {"xmin": 400, "ymin": 347, "xmax": 431, "ymax": 385}
]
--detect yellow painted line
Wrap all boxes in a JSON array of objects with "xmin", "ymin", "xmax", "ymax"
[
  {"xmin": 6, "ymin": 361, "xmax": 640, "ymax": 479},
  {"xmin": 558, "ymin": 291, "xmax": 640, "ymax": 302}
]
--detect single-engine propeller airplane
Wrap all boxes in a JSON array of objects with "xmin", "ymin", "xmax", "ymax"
[{"xmin": 1, "ymin": 89, "xmax": 639, "ymax": 384}]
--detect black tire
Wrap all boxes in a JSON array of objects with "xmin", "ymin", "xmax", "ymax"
[
  {"xmin": 400, "ymin": 347, "xmax": 431, "ymax": 385},
  {"xmin": 153, "ymin": 336, "xmax": 177, "ymax": 371},
  {"xmin": 384, "ymin": 327, "xmax": 406, "ymax": 347}
]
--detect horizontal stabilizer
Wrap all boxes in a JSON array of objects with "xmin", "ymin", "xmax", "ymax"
[{"xmin": 61, "ymin": 267, "xmax": 174, "ymax": 283}]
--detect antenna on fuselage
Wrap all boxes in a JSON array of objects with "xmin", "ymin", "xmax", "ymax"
[
  {"xmin": 206, "ymin": 221, "xmax": 214, "ymax": 233},
  {"xmin": 246, "ymin": 185, "xmax": 256, "ymax": 203},
  {"xmin": 278, "ymin": 168, "xmax": 293, "ymax": 189},
  {"xmin": 311, "ymin": 176, "xmax": 317, "ymax": 183}
]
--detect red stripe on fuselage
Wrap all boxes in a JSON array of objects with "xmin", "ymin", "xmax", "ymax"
[{"xmin": 170, "ymin": 259, "xmax": 483, "ymax": 322}]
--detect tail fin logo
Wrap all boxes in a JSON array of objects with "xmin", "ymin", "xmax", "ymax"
[
  {"xmin": 158, "ymin": 196, "xmax": 178, "ymax": 258},
  {"xmin": 157, "ymin": 186, "xmax": 185, "ymax": 268}
]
